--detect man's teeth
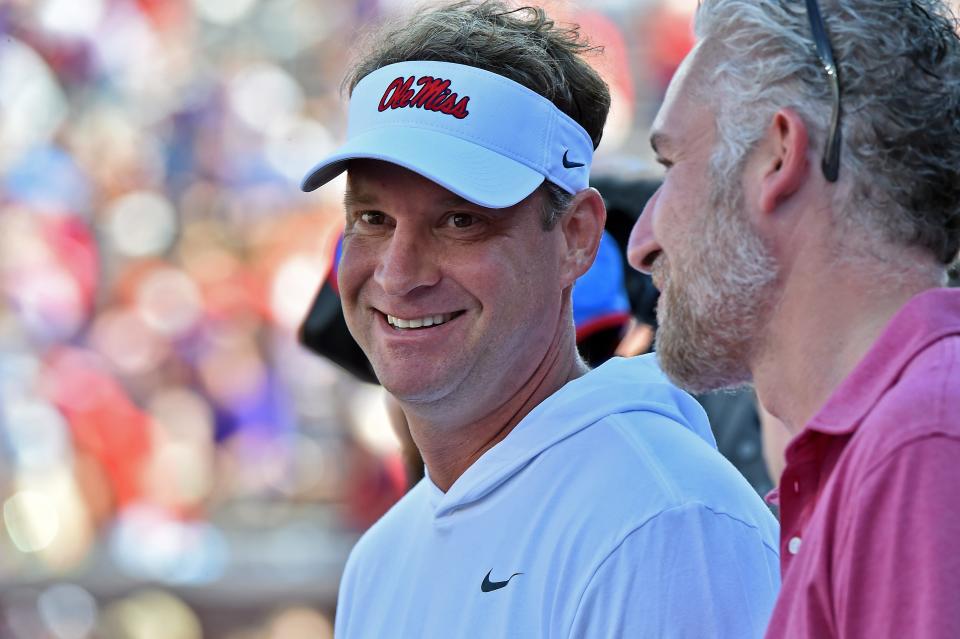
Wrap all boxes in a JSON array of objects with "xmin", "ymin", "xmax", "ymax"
[{"xmin": 387, "ymin": 313, "xmax": 455, "ymax": 329}]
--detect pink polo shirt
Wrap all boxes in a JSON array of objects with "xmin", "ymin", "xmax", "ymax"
[{"xmin": 765, "ymin": 287, "xmax": 960, "ymax": 639}]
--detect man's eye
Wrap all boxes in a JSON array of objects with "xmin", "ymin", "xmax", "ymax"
[
  {"xmin": 447, "ymin": 213, "xmax": 475, "ymax": 228},
  {"xmin": 360, "ymin": 211, "xmax": 386, "ymax": 225}
]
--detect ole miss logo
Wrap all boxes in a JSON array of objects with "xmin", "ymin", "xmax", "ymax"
[{"xmin": 378, "ymin": 75, "xmax": 470, "ymax": 119}]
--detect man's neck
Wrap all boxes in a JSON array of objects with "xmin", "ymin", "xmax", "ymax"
[
  {"xmin": 754, "ymin": 251, "xmax": 941, "ymax": 435},
  {"xmin": 404, "ymin": 335, "xmax": 587, "ymax": 493}
]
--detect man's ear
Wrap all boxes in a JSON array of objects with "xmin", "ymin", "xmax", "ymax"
[
  {"xmin": 758, "ymin": 108, "xmax": 810, "ymax": 215},
  {"xmin": 559, "ymin": 187, "xmax": 606, "ymax": 289}
]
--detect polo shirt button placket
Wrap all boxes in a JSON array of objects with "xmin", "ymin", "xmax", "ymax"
[
  {"xmin": 787, "ymin": 478, "xmax": 804, "ymax": 556},
  {"xmin": 788, "ymin": 536, "xmax": 802, "ymax": 555}
]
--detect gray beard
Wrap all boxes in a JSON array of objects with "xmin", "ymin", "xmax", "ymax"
[{"xmin": 653, "ymin": 190, "xmax": 779, "ymax": 394}]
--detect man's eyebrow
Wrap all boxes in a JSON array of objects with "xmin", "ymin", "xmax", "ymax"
[
  {"xmin": 440, "ymin": 194, "xmax": 474, "ymax": 208},
  {"xmin": 343, "ymin": 189, "xmax": 377, "ymax": 209},
  {"xmin": 344, "ymin": 190, "xmax": 486, "ymax": 211}
]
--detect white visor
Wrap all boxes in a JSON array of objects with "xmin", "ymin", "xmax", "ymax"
[{"xmin": 300, "ymin": 60, "xmax": 594, "ymax": 208}]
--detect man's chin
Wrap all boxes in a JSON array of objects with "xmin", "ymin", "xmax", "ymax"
[
  {"xmin": 654, "ymin": 329, "xmax": 752, "ymax": 395},
  {"xmin": 379, "ymin": 374, "xmax": 456, "ymax": 406}
]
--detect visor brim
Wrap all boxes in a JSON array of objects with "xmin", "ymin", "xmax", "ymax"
[{"xmin": 300, "ymin": 127, "xmax": 546, "ymax": 209}]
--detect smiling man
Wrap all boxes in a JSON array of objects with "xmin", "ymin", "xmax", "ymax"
[
  {"xmin": 627, "ymin": 1, "xmax": 960, "ymax": 638},
  {"xmin": 302, "ymin": 2, "xmax": 779, "ymax": 637}
]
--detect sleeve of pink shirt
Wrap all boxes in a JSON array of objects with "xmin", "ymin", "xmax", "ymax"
[{"xmin": 833, "ymin": 434, "xmax": 960, "ymax": 639}]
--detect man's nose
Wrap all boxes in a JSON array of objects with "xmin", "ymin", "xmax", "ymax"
[
  {"xmin": 627, "ymin": 187, "xmax": 662, "ymax": 275},
  {"xmin": 374, "ymin": 229, "xmax": 441, "ymax": 296}
]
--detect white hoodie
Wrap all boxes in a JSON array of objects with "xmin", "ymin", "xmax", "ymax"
[{"xmin": 335, "ymin": 354, "xmax": 780, "ymax": 638}]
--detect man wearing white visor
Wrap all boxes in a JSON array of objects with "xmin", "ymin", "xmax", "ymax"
[{"xmin": 302, "ymin": 2, "xmax": 779, "ymax": 637}]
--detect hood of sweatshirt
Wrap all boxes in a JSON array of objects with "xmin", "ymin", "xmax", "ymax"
[{"xmin": 427, "ymin": 353, "xmax": 715, "ymax": 518}]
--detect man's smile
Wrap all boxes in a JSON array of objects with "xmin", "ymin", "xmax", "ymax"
[{"xmin": 383, "ymin": 310, "xmax": 466, "ymax": 330}]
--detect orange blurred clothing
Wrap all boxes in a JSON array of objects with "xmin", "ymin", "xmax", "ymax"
[{"xmin": 44, "ymin": 347, "xmax": 153, "ymax": 510}]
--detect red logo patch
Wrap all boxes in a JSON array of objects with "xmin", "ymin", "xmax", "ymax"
[{"xmin": 378, "ymin": 75, "xmax": 470, "ymax": 120}]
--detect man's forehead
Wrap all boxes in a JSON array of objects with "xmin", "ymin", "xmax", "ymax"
[
  {"xmin": 650, "ymin": 43, "xmax": 714, "ymax": 153},
  {"xmin": 345, "ymin": 160, "xmax": 481, "ymax": 208},
  {"xmin": 344, "ymin": 185, "xmax": 472, "ymax": 210}
]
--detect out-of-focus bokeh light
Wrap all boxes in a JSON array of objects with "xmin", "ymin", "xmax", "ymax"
[
  {"xmin": 1, "ymin": 212, "xmax": 93, "ymax": 343},
  {"xmin": 147, "ymin": 387, "xmax": 215, "ymax": 445},
  {"xmin": 135, "ymin": 267, "xmax": 204, "ymax": 337},
  {"xmin": 313, "ymin": 172, "xmax": 349, "ymax": 211},
  {"xmin": 0, "ymin": 352, "xmax": 41, "ymax": 402},
  {"xmin": 143, "ymin": 439, "xmax": 214, "ymax": 509},
  {"xmin": 106, "ymin": 191, "xmax": 179, "ymax": 259},
  {"xmin": 6, "ymin": 470, "xmax": 94, "ymax": 569},
  {"xmin": 270, "ymin": 254, "xmax": 326, "ymax": 332},
  {"xmin": 145, "ymin": 388, "xmax": 216, "ymax": 507},
  {"xmin": 192, "ymin": 0, "xmax": 260, "ymax": 25},
  {"xmin": 255, "ymin": 0, "xmax": 335, "ymax": 60},
  {"xmin": 94, "ymin": 6, "xmax": 190, "ymax": 125},
  {"xmin": 349, "ymin": 385, "xmax": 401, "ymax": 458},
  {"xmin": 265, "ymin": 116, "xmax": 335, "ymax": 183},
  {"xmin": 228, "ymin": 63, "xmax": 305, "ymax": 135},
  {"xmin": 0, "ymin": 38, "xmax": 68, "ymax": 166},
  {"xmin": 4, "ymin": 490, "xmax": 60, "ymax": 553},
  {"xmin": 3, "ymin": 588, "xmax": 47, "ymax": 639},
  {"xmin": 266, "ymin": 606, "xmax": 333, "ymax": 639},
  {"xmin": 39, "ymin": 0, "xmax": 105, "ymax": 37},
  {"xmin": 287, "ymin": 432, "xmax": 338, "ymax": 498},
  {"xmin": 4, "ymin": 146, "xmax": 93, "ymax": 214},
  {"xmin": 3, "ymin": 398, "xmax": 71, "ymax": 471},
  {"xmin": 90, "ymin": 308, "xmax": 169, "ymax": 376},
  {"xmin": 37, "ymin": 583, "xmax": 99, "ymax": 639},
  {"xmin": 100, "ymin": 589, "xmax": 202, "ymax": 639},
  {"xmin": 109, "ymin": 505, "xmax": 228, "ymax": 585},
  {"xmin": 663, "ymin": 0, "xmax": 693, "ymax": 12},
  {"xmin": 66, "ymin": 104, "xmax": 167, "ymax": 187},
  {"xmin": 198, "ymin": 327, "xmax": 266, "ymax": 404},
  {"xmin": 11, "ymin": 265, "xmax": 86, "ymax": 341}
]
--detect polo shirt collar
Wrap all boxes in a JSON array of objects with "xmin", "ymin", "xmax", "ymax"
[{"xmin": 805, "ymin": 287, "xmax": 960, "ymax": 437}]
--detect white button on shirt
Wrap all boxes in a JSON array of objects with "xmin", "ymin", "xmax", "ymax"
[{"xmin": 788, "ymin": 536, "xmax": 802, "ymax": 555}]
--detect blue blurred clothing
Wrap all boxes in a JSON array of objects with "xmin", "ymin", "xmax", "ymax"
[{"xmin": 572, "ymin": 230, "xmax": 631, "ymax": 337}]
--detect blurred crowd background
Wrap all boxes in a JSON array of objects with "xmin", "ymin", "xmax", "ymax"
[{"xmin": 2, "ymin": 0, "xmax": 956, "ymax": 638}]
